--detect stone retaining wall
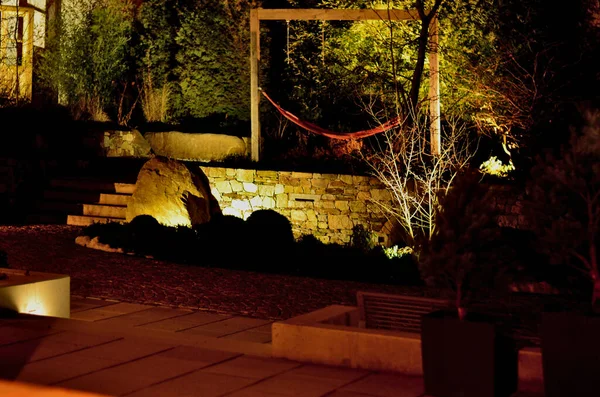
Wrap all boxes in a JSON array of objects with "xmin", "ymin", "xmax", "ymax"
[
  {"xmin": 102, "ymin": 130, "xmax": 153, "ymax": 158},
  {"xmin": 199, "ymin": 166, "xmax": 396, "ymax": 245}
]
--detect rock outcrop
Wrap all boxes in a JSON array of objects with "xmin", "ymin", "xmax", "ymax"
[
  {"xmin": 126, "ymin": 157, "xmax": 221, "ymax": 227},
  {"xmin": 144, "ymin": 132, "xmax": 249, "ymax": 162}
]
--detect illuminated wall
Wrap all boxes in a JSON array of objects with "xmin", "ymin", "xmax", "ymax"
[{"xmin": 200, "ymin": 166, "xmax": 396, "ymax": 245}]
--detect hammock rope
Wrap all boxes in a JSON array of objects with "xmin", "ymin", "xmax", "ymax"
[{"xmin": 260, "ymin": 90, "xmax": 402, "ymax": 140}]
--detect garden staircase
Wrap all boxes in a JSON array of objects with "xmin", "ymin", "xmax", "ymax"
[
  {"xmin": 28, "ymin": 157, "xmax": 145, "ymax": 226},
  {"xmin": 30, "ymin": 177, "xmax": 136, "ymax": 226}
]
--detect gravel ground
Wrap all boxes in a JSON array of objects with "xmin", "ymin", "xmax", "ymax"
[{"xmin": 0, "ymin": 225, "xmax": 422, "ymax": 320}]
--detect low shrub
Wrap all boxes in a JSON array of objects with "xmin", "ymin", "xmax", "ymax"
[
  {"xmin": 78, "ymin": 215, "xmax": 422, "ymax": 286},
  {"xmin": 245, "ymin": 209, "xmax": 295, "ymax": 270},
  {"xmin": 294, "ymin": 234, "xmax": 422, "ymax": 285}
]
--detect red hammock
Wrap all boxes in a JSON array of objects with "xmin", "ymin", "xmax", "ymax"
[{"xmin": 260, "ymin": 90, "xmax": 401, "ymax": 140}]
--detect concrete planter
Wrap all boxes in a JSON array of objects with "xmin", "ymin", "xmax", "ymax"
[
  {"xmin": 0, "ymin": 268, "xmax": 70, "ymax": 318},
  {"xmin": 272, "ymin": 305, "xmax": 543, "ymax": 394},
  {"xmin": 421, "ymin": 310, "xmax": 518, "ymax": 397},
  {"xmin": 541, "ymin": 311, "xmax": 600, "ymax": 397}
]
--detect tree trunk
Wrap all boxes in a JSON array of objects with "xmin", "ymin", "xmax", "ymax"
[
  {"xmin": 409, "ymin": 0, "xmax": 444, "ymax": 114},
  {"xmin": 409, "ymin": 17, "xmax": 431, "ymax": 112}
]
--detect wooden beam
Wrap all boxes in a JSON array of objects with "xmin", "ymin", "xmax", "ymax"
[
  {"xmin": 257, "ymin": 8, "xmax": 419, "ymax": 21},
  {"xmin": 250, "ymin": 8, "xmax": 261, "ymax": 162},
  {"xmin": 428, "ymin": 16, "xmax": 441, "ymax": 156}
]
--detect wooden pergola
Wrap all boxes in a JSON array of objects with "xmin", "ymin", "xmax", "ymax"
[{"xmin": 249, "ymin": 8, "xmax": 440, "ymax": 161}]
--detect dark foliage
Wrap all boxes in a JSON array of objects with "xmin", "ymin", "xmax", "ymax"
[
  {"xmin": 294, "ymin": 234, "xmax": 422, "ymax": 285},
  {"xmin": 348, "ymin": 224, "xmax": 376, "ymax": 253},
  {"xmin": 195, "ymin": 214, "xmax": 249, "ymax": 264},
  {"xmin": 245, "ymin": 210, "xmax": 295, "ymax": 257},
  {"xmin": 525, "ymin": 110, "xmax": 600, "ymax": 306},
  {"xmin": 418, "ymin": 172, "xmax": 517, "ymax": 310},
  {"xmin": 79, "ymin": 216, "xmax": 422, "ymax": 286}
]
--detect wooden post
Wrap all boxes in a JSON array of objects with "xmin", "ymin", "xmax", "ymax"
[
  {"xmin": 428, "ymin": 16, "xmax": 441, "ymax": 156},
  {"xmin": 250, "ymin": 8, "xmax": 261, "ymax": 161}
]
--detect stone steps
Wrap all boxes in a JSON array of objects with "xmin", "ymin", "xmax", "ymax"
[
  {"xmin": 33, "ymin": 177, "xmax": 136, "ymax": 227},
  {"xmin": 67, "ymin": 215, "xmax": 127, "ymax": 226},
  {"xmin": 49, "ymin": 178, "xmax": 136, "ymax": 194},
  {"xmin": 99, "ymin": 193, "xmax": 131, "ymax": 206},
  {"xmin": 82, "ymin": 203, "xmax": 127, "ymax": 218}
]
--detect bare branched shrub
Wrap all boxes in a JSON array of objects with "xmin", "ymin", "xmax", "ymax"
[
  {"xmin": 365, "ymin": 114, "xmax": 475, "ymax": 247},
  {"xmin": 141, "ymin": 74, "xmax": 170, "ymax": 123}
]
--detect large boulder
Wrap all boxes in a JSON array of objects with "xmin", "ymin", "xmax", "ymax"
[
  {"xmin": 126, "ymin": 157, "xmax": 221, "ymax": 227},
  {"xmin": 144, "ymin": 132, "xmax": 249, "ymax": 162}
]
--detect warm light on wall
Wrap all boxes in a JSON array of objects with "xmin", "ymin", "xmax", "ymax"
[
  {"xmin": 0, "ymin": 269, "xmax": 70, "ymax": 318},
  {"xmin": 24, "ymin": 295, "xmax": 47, "ymax": 316}
]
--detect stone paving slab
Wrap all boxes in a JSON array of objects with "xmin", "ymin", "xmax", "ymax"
[
  {"xmin": 14, "ymin": 354, "xmax": 122, "ymax": 385},
  {"xmin": 73, "ymin": 338, "xmax": 175, "ymax": 362},
  {"xmin": 56, "ymin": 347, "xmax": 239, "ymax": 396},
  {"xmin": 69, "ymin": 297, "xmax": 274, "ymax": 345},
  {"xmin": 137, "ymin": 311, "xmax": 232, "ymax": 332},
  {"xmin": 0, "ymin": 324, "xmax": 61, "ymax": 346},
  {"xmin": 233, "ymin": 371, "xmax": 351, "ymax": 397},
  {"xmin": 126, "ymin": 371, "xmax": 257, "ymax": 397},
  {"xmin": 180, "ymin": 317, "xmax": 273, "ymax": 338},
  {"xmin": 287, "ymin": 365, "xmax": 369, "ymax": 383},
  {"xmin": 96, "ymin": 306, "xmax": 193, "ymax": 328},
  {"xmin": 223, "ymin": 329, "xmax": 272, "ymax": 344},
  {"xmin": 70, "ymin": 303, "xmax": 151, "ymax": 322},
  {"xmin": 224, "ymin": 390, "xmax": 290, "ymax": 397},
  {"xmin": 338, "ymin": 373, "xmax": 424, "ymax": 397},
  {"xmin": 201, "ymin": 356, "xmax": 301, "ymax": 380},
  {"xmin": 0, "ymin": 330, "xmax": 119, "ymax": 363},
  {"xmin": 71, "ymin": 297, "xmax": 117, "ymax": 313}
]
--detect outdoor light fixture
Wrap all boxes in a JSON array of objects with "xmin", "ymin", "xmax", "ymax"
[{"xmin": 0, "ymin": 268, "xmax": 70, "ymax": 318}]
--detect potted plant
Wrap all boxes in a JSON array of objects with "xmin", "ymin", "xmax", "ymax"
[
  {"xmin": 418, "ymin": 171, "xmax": 518, "ymax": 397},
  {"xmin": 526, "ymin": 110, "xmax": 600, "ymax": 397}
]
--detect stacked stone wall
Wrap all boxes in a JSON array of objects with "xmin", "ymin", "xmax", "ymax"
[{"xmin": 199, "ymin": 166, "xmax": 395, "ymax": 245}]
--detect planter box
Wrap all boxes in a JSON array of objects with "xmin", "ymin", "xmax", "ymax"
[
  {"xmin": 421, "ymin": 310, "xmax": 518, "ymax": 397},
  {"xmin": 272, "ymin": 305, "xmax": 543, "ymax": 394},
  {"xmin": 541, "ymin": 311, "xmax": 600, "ymax": 397},
  {"xmin": 0, "ymin": 268, "xmax": 70, "ymax": 319}
]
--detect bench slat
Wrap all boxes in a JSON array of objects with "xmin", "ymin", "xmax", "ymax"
[{"xmin": 357, "ymin": 291, "xmax": 450, "ymax": 333}]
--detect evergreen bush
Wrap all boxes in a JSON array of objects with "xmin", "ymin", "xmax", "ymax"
[
  {"xmin": 174, "ymin": 0, "xmax": 252, "ymax": 123},
  {"xmin": 38, "ymin": 0, "xmax": 138, "ymax": 122}
]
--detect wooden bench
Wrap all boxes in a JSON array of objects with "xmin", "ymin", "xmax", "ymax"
[
  {"xmin": 357, "ymin": 291, "xmax": 541, "ymax": 347},
  {"xmin": 357, "ymin": 291, "xmax": 451, "ymax": 334}
]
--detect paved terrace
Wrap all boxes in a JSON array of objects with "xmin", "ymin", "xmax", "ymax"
[
  {"xmin": 1, "ymin": 225, "xmax": 544, "ymax": 396},
  {"xmin": 1, "ymin": 298, "xmax": 542, "ymax": 397},
  {"xmin": 1, "ymin": 297, "xmax": 425, "ymax": 397}
]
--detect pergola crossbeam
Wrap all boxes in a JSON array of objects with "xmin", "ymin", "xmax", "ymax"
[{"xmin": 256, "ymin": 8, "xmax": 419, "ymax": 21}]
